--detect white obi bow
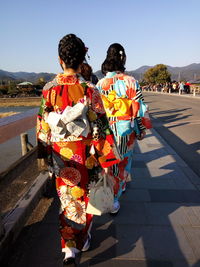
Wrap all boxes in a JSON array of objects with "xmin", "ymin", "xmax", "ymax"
[{"xmin": 46, "ymin": 102, "xmax": 90, "ymax": 138}]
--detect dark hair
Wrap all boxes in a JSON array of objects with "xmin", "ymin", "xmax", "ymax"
[
  {"xmin": 80, "ymin": 63, "xmax": 92, "ymax": 81},
  {"xmin": 58, "ymin": 34, "xmax": 86, "ymax": 70},
  {"xmin": 101, "ymin": 43, "xmax": 126, "ymax": 74}
]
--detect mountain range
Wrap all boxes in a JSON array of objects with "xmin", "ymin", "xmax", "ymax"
[
  {"xmin": 0, "ymin": 69, "xmax": 55, "ymax": 83},
  {"xmin": 96, "ymin": 63, "xmax": 200, "ymax": 81},
  {"xmin": 1, "ymin": 63, "xmax": 200, "ymax": 83}
]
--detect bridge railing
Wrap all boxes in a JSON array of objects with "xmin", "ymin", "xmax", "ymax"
[
  {"xmin": 0, "ymin": 108, "xmax": 39, "ymax": 187},
  {"xmin": 0, "ymin": 108, "xmax": 39, "ymax": 249},
  {"xmin": 0, "ymin": 107, "xmax": 38, "ymax": 145},
  {"xmin": 142, "ymin": 85, "xmax": 200, "ymax": 96}
]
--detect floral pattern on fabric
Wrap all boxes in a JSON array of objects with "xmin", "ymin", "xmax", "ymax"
[
  {"xmin": 70, "ymin": 186, "xmax": 84, "ymax": 199},
  {"xmin": 60, "ymin": 167, "xmax": 81, "ymax": 186},
  {"xmin": 97, "ymin": 72, "xmax": 151, "ymax": 201},
  {"xmin": 65, "ymin": 200, "xmax": 86, "ymax": 225},
  {"xmin": 60, "ymin": 148, "xmax": 73, "ymax": 160},
  {"xmin": 91, "ymin": 90, "xmax": 105, "ymax": 114},
  {"xmin": 37, "ymin": 73, "xmax": 120, "ymax": 251},
  {"xmin": 56, "ymin": 73, "xmax": 78, "ymax": 85},
  {"xmin": 61, "ymin": 226, "xmax": 75, "ymax": 240}
]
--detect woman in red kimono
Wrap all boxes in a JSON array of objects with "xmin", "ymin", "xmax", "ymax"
[{"xmin": 37, "ymin": 34, "xmax": 120, "ymax": 264}]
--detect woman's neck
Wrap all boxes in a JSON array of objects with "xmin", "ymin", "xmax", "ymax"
[{"xmin": 63, "ymin": 68, "xmax": 77, "ymax": 76}]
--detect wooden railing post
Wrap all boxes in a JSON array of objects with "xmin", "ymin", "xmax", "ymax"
[
  {"xmin": 20, "ymin": 133, "xmax": 34, "ymax": 156},
  {"xmin": 21, "ymin": 133, "xmax": 28, "ymax": 156}
]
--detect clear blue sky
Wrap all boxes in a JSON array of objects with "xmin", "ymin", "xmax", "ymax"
[{"xmin": 0, "ymin": 0, "xmax": 199, "ymax": 73}]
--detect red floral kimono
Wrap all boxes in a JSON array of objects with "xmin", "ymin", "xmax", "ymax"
[{"xmin": 37, "ymin": 73, "xmax": 120, "ymax": 251}]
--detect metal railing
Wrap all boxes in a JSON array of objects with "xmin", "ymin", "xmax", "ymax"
[{"xmin": 142, "ymin": 86, "xmax": 200, "ymax": 96}]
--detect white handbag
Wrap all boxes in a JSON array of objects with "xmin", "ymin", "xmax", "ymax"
[{"xmin": 86, "ymin": 173, "xmax": 114, "ymax": 216}]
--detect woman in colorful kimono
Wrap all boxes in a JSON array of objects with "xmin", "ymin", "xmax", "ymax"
[
  {"xmin": 80, "ymin": 62, "xmax": 99, "ymax": 85},
  {"xmin": 97, "ymin": 43, "xmax": 151, "ymax": 214},
  {"xmin": 37, "ymin": 34, "xmax": 120, "ymax": 264}
]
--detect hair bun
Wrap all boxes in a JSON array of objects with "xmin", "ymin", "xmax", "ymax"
[
  {"xmin": 58, "ymin": 34, "xmax": 86, "ymax": 70},
  {"xmin": 101, "ymin": 43, "xmax": 126, "ymax": 74}
]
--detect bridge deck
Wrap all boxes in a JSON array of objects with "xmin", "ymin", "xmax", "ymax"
[{"xmin": 2, "ymin": 128, "xmax": 200, "ymax": 267}]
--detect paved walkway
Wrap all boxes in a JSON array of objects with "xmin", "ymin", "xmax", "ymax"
[{"xmin": 4, "ymin": 128, "xmax": 200, "ymax": 267}]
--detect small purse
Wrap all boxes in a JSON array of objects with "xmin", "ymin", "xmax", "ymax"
[{"xmin": 86, "ymin": 173, "xmax": 114, "ymax": 216}]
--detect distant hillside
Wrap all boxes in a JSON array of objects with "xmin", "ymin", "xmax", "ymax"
[
  {"xmin": 1, "ymin": 63, "xmax": 200, "ymax": 82},
  {"xmin": 167, "ymin": 63, "xmax": 200, "ymax": 81},
  {"xmin": 0, "ymin": 69, "xmax": 56, "ymax": 83},
  {"xmin": 94, "ymin": 63, "xmax": 200, "ymax": 81}
]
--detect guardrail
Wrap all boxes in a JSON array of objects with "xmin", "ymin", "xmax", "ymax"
[
  {"xmin": 0, "ymin": 108, "xmax": 49, "ymax": 261},
  {"xmin": 0, "ymin": 107, "xmax": 38, "ymax": 144},
  {"xmin": 0, "ymin": 108, "xmax": 38, "ymax": 230},
  {"xmin": 142, "ymin": 87, "xmax": 200, "ymax": 97}
]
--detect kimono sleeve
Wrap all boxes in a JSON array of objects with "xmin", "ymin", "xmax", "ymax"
[
  {"xmin": 37, "ymin": 86, "xmax": 53, "ymax": 160},
  {"xmin": 129, "ymin": 79, "xmax": 152, "ymax": 135},
  {"xmin": 87, "ymin": 87, "xmax": 121, "ymax": 168},
  {"xmin": 135, "ymin": 81, "xmax": 152, "ymax": 131}
]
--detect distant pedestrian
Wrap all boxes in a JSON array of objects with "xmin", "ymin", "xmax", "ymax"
[
  {"xmin": 97, "ymin": 43, "xmax": 151, "ymax": 214},
  {"xmin": 172, "ymin": 82, "xmax": 177, "ymax": 92},
  {"xmin": 179, "ymin": 81, "xmax": 185, "ymax": 94},
  {"xmin": 184, "ymin": 82, "xmax": 190, "ymax": 94}
]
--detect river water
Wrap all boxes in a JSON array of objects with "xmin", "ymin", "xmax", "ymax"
[
  {"xmin": 0, "ymin": 106, "xmax": 39, "ymax": 173},
  {"xmin": 0, "ymin": 106, "xmax": 37, "ymax": 113}
]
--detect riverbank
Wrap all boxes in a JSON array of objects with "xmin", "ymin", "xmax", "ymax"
[
  {"xmin": 0, "ymin": 97, "xmax": 41, "ymax": 107},
  {"xmin": 0, "ymin": 112, "xmax": 19, "ymax": 118}
]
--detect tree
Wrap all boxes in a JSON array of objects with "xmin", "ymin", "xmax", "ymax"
[
  {"xmin": 143, "ymin": 64, "xmax": 171, "ymax": 84},
  {"xmin": 35, "ymin": 77, "xmax": 46, "ymax": 89},
  {"xmin": 8, "ymin": 81, "xmax": 19, "ymax": 96},
  {"xmin": 0, "ymin": 84, "xmax": 9, "ymax": 95}
]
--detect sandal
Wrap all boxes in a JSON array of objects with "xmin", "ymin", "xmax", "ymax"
[
  {"xmin": 82, "ymin": 233, "xmax": 91, "ymax": 252},
  {"xmin": 62, "ymin": 247, "xmax": 80, "ymax": 265}
]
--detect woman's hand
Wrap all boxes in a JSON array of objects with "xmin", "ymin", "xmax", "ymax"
[
  {"xmin": 104, "ymin": 167, "xmax": 109, "ymax": 174},
  {"xmin": 83, "ymin": 96, "xmax": 91, "ymax": 106}
]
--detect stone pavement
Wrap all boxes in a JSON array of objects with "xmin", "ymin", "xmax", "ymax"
[{"xmin": 3, "ymin": 128, "xmax": 200, "ymax": 267}]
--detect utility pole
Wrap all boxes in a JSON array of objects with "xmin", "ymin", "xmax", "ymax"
[
  {"xmin": 139, "ymin": 73, "xmax": 142, "ymax": 82},
  {"xmin": 178, "ymin": 72, "xmax": 181, "ymax": 82}
]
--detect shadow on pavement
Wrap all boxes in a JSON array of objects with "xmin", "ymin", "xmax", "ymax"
[{"xmin": 2, "ymin": 127, "xmax": 200, "ymax": 266}]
